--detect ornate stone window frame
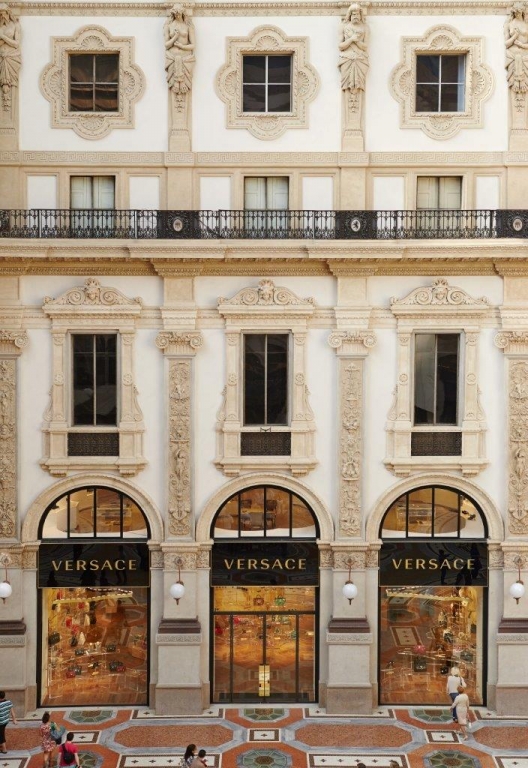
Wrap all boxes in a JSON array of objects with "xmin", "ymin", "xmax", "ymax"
[
  {"xmin": 385, "ymin": 278, "xmax": 490, "ymax": 477},
  {"xmin": 40, "ymin": 25, "xmax": 145, "ymax": 141},
  {"xmin": 390, "ymin": 25, "xmax": 493, "ymax": 140},
  {"xmin": 216, "ymin": 279, "xmax": 317, "ymax": 477},
  {"xmin": 41, "ymin": 278, "xmax": 146, "ymax": 477},
  {"xmin": 215, "ymin": 25, "xmax": 319, "ymax": 141}
]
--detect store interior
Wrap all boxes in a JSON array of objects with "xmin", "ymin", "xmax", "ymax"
[
  {"xmin": 41, "ymin": 586, "xmax": 148, "ymax": 706},
  {"xmin": 379, "ymin": 585, "xmax": 484, "ymax": 705}
]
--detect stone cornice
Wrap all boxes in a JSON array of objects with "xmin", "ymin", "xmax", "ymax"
[{"xmin": 15, "ymin": 1, "xmax": 510, "ymax": 17}]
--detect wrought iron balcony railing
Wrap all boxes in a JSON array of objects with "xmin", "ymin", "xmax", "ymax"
[{"xmin": 1, "ymin": 208, "xmax": 527, "ymax": 239}]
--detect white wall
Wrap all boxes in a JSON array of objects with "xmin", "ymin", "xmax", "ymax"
[
  {"xmin": 475, "ymin": 176, "xmax": 501, "ymax": 209},
  {"xmin": 193, "ymin": 16, "xmax": 341, "ymax": 152},
  {"xmin": 302, "ymin": 176, "xmax": 334, "ymax": 209},
  {"xmin": 365, "ymin": 15, "xmax": 509, "ymax": 152},
  {"xmin": 129, "ymin": 176, "xmax": 161, "ymax": 210},
  {"xmin": 26, "ymin": 175, "xmax": 58, "ymax": 209},
  {"xmin": 200, "ymin": 176, "xmax": 232, "ymax": 209},
  {"xmin": 20, "ymin": 16, "xmax": 168, "ymax": 151},
  {"xmin": 372, "ymin": 176, "xmax": 405, "ymax": 209}
]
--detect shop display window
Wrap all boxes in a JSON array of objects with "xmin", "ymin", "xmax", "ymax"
[{"xmin": 41, "ymin": 586, "xmax": 148, "ymax": 706}]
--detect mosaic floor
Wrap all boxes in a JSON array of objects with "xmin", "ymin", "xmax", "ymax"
[{"xmin": 4, "ymin": 706, "xmax": 528, "ymax": 768}]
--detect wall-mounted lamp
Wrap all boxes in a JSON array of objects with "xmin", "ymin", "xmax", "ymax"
[
  {"xmin": 509, "ymin": 555, "xmax": 525, "ymax": 604},
  {"xmin": 342, "ymin": 558, "xmax": 358, "ymax": 604},
  {"xmin": 0, "ymin": 553, "xmax": 12, "ymax": 603},
  {"xmin": 169, "ymin": 558, "xmax": 185, "ymax": 605}
]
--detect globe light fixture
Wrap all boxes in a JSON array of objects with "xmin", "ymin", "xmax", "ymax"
[
  {"xmin": 170, "ymin": 557, "xmax": 185, "ymax": 605},
  {"xmin": 342, "ymin": 558, "xmax": 358, "ymax": 604},
  {"xmin": 510, "ymin": 556, "xmax": 525, "ymax": 605},
  {"xmin": 0, "ymin": 552, "xmax": 12, "ymax": 604}
]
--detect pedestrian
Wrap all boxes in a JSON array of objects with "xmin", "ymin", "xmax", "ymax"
[
  {"xmin": 450, "ymin": 684, "xmax": 473, "ymax": 740},
  {"xmin": 180, "ymin": 744, "xmax": 197, "ymax": 768},
  {"xmin": 58, "ymin": 732, "xmax": 80, "ymax": 767},
  {"xmin": 40, "ymin": 712, "xmax": 55, "ymax": 768},
  {"xmin": 191, "ymin": 749, "xmax": 207, "ymax": 768},
  {"xmin": 446, "ymin": 666, "xmax": 466, "ymax": 722},
  {"xmin": 0, "ymin": 691, "xmax": 16, "ymax": 753}
]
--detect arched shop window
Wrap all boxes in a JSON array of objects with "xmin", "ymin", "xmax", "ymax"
[
  {"xmin": 212, "ymin": 485, "xmax": 319, "ymax": 539},
  {"xmin": 380, "ymin": 485, "xmax": 487, "ymax": 539},
  {"xmin": 39, "ymin": 486, "xmax": 150, "ymax": 539},
  {"xmin": 378, "ymin": 484, "xmax": 488, "ymax": 708}
]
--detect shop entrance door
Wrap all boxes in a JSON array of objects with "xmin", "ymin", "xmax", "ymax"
[{"xmin": 212, "ymin": 586, "xmax": 317, "ymax": 703}]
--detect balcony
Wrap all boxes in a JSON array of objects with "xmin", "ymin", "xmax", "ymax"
[{"xmin": 1, "ymin": 208, "xmax": 528, "ymax": 240}]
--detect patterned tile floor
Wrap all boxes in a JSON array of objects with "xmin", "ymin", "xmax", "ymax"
[{"xmin": 3, "ymin": 706, "xmax": 528, "ymax": 768}]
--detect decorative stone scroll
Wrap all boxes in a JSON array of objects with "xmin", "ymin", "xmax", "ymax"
[
  {"xmin": 156, "ymin": 330, "xmax": 202, "ymax": 538},
  {"xmin": 0, "ymin": 330, "xmax": 28, "ymax": 539},
  {"xmin": 329, "ymin": 330, "xmax": 376, "ymax": 538},
  {"xmin": 339, "ymin": 3, "xmax": 369, "ymax": 151},
  {"xmin": 0, "ymin": 4, "xmax": 21, "ymax": 150},
  {"xmin": 164, "ymin": 3, "xmax": 195, "ymax": 151}
]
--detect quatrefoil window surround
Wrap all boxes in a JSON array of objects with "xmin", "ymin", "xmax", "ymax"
[
  {"xmin": 215, "ymin": 25, "xmax": 320, "ymax": 141},
  {"xmin": 40, "ymin": 26, "xmax": 145, "ymax": 140},
  {"xmin": 390, "ymin": 25, "xmax": 493, "ymax": 140}
]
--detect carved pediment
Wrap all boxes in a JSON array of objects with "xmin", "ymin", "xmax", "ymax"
[
  {"xmin": 43, "ymin": 278, "xmax": 142, "ymax": 315},
  {"xmin": 391, "ymin": 278, "xmax": 489, "ymax": 315},
  {"xmin": 218, "ymin": 279, "xmax": 315, "ymax": 311}
]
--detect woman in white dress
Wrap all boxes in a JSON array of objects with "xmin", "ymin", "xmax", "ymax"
[{"xmin": 450, "ymin": 684, "xmax": 472, "ymax": 739}]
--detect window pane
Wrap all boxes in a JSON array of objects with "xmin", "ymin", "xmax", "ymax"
[
  {"xmin": 96, "ymin": 488, "xmax": 121, "ymax": 536},
  {"xmin": 441, "ymin": 55, "xmax": 463, "ymax": 83},
  {"xmin": 266, "ymin": 334, "xmax": 288, "ymax": 425},
  {"xmin": 95, "ymin": 85, "xmax": 119, "ymax": 112},
  {"xmin": 243, "ymin": 84, "xmax": 266, "ymax": 112},
  {"xmin": 122, "ymin": 496, "xmax": 148, "ymax": 538},
  {"xmin": 240, "ymin": 488, "xmax": 265, "ymax": 538},
  {"xmin": 95, "ymin": 334, "xmax": 117, "ymax": 425},
  {"xmin": 414, "ymin": 334, "xmax": 435, "ymax": 425},
  {"xmin": 268, "ymin": 56, "xmax": 291, "ymax": 83},
  {"xmin": 267, "ymin": 84, "xmax": 291, "ymax": 112},
  {"xmin": 243, "ymin": 56, "xmax": 266, "ymax": 83},
  {"xmin": 214, "ymin": 497, "xmax": 239, "ymax": 538},
  {"xmin": 460, "ymin": 496, "xmax": 485, "ymax": 538},
  {"xmin": 440, "ymin": 84, "xmax": 463, "ymax": 112},
  {"xmin": 407, "ymin": 488, "xmax": 432, "ymax": 536},
  {"xmin": 434, "ymin": 488, "xmax": 459, "ymax": 537},
  {"xmin": 416, "ymin": 83, "xmax": 439, "ymax": 112},
  {"xmin": 96, "ymin": 54, "xmax": 119, "ymax": 83},
  {"xmin": 69, "ymin": 84, "xmax": 94, "ymax": 112},
  {"xmin": 69, "ymin": 488, "xmax": 95, "ymax": 538},
  {"xmin": 292, "ymin": 495, "xmax": 316, "ymax": 537},
  {"xmin": 42, "ymin": 496, "xmax": 68, "ymax": 539},
  {"xmin": 73, "ymin": 334, "xmax": 94, "ymax": 425},
  {"xmin": 436, "ymin": 334, "xmax": 458, "ymax": 424},
  {"xmin": 244, "ymin": 335, "xmax": 266, "ymax": 425},
  {"xmin": 70, "ymin": 54, "xmax": 93, "ymax": 83},
  {"xmin": 416, "ymin": 55, "xmax": 440, "ymax": 83},
  {"xmin": 381, "ymin": 497, "xmax": 407, "ymax": 538},
  {"xmin": 265, "ymin": 488, "xmax": 291, "ymax": 537}
]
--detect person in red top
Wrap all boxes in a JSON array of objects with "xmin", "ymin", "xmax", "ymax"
[{"xmin": 58, "ymin": 733, "xmax": 80, "ymax": 768}]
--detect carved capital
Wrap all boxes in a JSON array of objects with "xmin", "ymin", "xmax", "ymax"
[
  {"xmin": 0, "ymin": 330, "xmax": 28, "ymax": 356},
  {"xmin": 495, "ymin": 330, "xmax": 528, "ymax": 353},
  {"xmin": 328, "ymin": 330, "xmax": 376, "ymax": 354},
  {"xmin": 156, "ymin": 331, "xmax": 203, "ymax": 356}
]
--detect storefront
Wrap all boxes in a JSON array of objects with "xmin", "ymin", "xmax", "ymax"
[
  {"xmin": 210, "ymin": 485, "xmax": 319, "ymax": 703},
  {"xmin": 37, "ymin": 486, "xmax": 151, "ymax": 707},
  {"xmin": 378, "ymin": 484, "xmax": 488, "ymax": 706}
]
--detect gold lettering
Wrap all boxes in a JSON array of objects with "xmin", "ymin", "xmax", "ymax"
[
  {"xmin": 129, "ymin": 560, "xmax": 137, "ymax": 570},
  {"xmin": 416, "ymin": 559, "xmax": 425, "ymax": 569},
  {"xmin": 52, "ymin": 560, "xmax": 62, "ymax": 571},
  {"xmin": 284, "ymin": 558, "xmax": 295, "ymax": 570},
  {"xmin": 405, "ymin": 559, "xmax": 412, "ymax": 568},
  {"xmin": 64, "ymin": 561, "xmax": 73, "ymax": 571},
  {"xmin": 439, "ymin": 559, "xmax": 452, "ymax": 570},
  {"xmin": 248, "ymin": 559, "xmax": 257, "ymax": 570},
  {"xmin": 100, "ymin": 559, "xmax": 113, "ymax": 570},
  {"xmin": 392, "ymin": 559, "xmax": 403, "ymax": 569},
  {"xmin": 299, "ymin": 559, "xmax": 306, "ymax": 570},
  {"xmin": 224, "ymin": 559, "xmax": 235, "ymax": 570},
  {"xmin": 429, "ymin": 559, "xmax": 438, "ymax": 569},
  {"xmin": 467, "ymin": 559, "xmax": 475, "ymax": 569},
  {"xmin": 89, "ymin": 560, "xmax": 99, "ymax": 570},
  {"xmin": 271, "ymin": 559, "xmax": 284, "ymax": 569},
  {"xmin": 237, "ymin": 559, "xmax": 245, "ymax": 569},
  {"xmin": 76, "ymin": 560, "xmax": 86, "ymax": 571},
  {"xmin": 114, "ymin": 560, "xmax": 125, "ymax": 570},
  {"xmin": 260, "ymin": 559, "xmax": 270, "ymax": 569},
  {"xmin": 453, "ymin": 558, "xmax": 464, "ymax": 570}
]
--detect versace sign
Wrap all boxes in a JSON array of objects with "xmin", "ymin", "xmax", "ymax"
[
  {"xmin": 211, "ymin": 542, "xmax": 319, "ymax": 586},
  {"xmin": 379, "ymin": 542, "xmax": 487, "ymax": 587},
  {"xmin": 38, "ymin": 543, "xmax": 150, "ymax": 588}
]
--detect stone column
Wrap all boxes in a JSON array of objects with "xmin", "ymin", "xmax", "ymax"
[
  {"xmin": 164, "ymin": 3, "xmax": 195, "ymax": 152},
  {"xmin": 338, "ymin": 3, "xmax": 369, "ymax": 151}
]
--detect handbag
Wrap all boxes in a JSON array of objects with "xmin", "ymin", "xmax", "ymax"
[
  {"xmin": 69, "ymin": 635, "xmax": 78, "ymax": 648},
  {"xmin": 48, "ymin": 632, "xmax": 61, "ymax": 646},
  {"xmin": 50, "ymin": 723, "xmax": 65, "ymax": 745}
]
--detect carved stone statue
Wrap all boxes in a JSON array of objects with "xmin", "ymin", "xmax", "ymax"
[
  {"xmin": 0, "ymin": 3, "xmax": 21, "ymax": 111},
  {"xmin": 506, "ymin": 2, "xmax": 528, "ymax": 94},
  {"xmin": 338, "ymin": 3, "xmax": 369, "ymax": 103},
  {"xmin": 164, "ymin": 3, "xmax": 195, "ymax": 94}
]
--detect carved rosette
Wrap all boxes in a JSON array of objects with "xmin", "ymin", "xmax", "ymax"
[
  {"xmin": 164, "ymin": 551, "xmax": 197, "ymax": 570},
  {"xmin": 0, "ymin": 332, "xmax": 27, "ymax": 538},
  {"xmin": 333, "ymin": 551, "xmax": 366, "ymax": 570},
  {"xmin": 168, "ymin": 359, "xmax": 192, "ymax": 537}
]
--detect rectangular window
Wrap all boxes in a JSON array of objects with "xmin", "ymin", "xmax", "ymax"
[
  {"xmin": 244, "ymin": 177, "xmax": 289, "ymax": 211},
  {"xmin": 69, "ymin": 53, "xmax": 119, "ymax": 112},
  {"xmin": 70, "ymin": 176, "xmax": 115, "ymax": 210},
  {"xmin": 415, "ymin": 54, "xmax": 465, "ymax": 113},
  {"xmin": 414, "ymin": 333, "xmax": 459, "ymax": 425},
  {"xmin": 416, "ymin": 177, "xmax": 462, "ymax": 210},
  {"xmin": 244, "ymin": 334, "xmax": 288, "ymax": 426},
  {"xmin": 72, "ymin": 334, "xmax": 117, "ymax": 426},
  {"xmin": 242, "ymin": 55, "xmax": 292, "ymax": 113}
]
